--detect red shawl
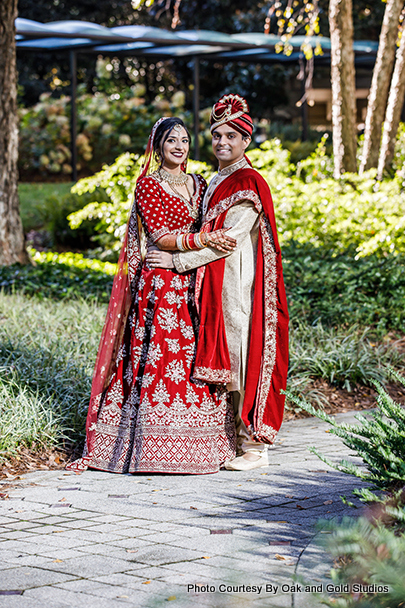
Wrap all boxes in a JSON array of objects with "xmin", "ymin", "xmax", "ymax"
[{"xmin": 193, "ymin": 167, "xmax": 289, "ymax": 444}]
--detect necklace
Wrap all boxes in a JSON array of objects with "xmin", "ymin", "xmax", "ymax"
[
  {"xmin": 157, "ymin": 168, "xmax": 188, "ymax": 186},
  {"xmin": 153, "ymin": 169, "xmax": 199, "ymax": 220}
]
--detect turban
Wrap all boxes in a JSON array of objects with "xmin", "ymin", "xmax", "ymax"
[{"xmin": 210, "ymin": 94, "xmax": 253, "ymax": 137}]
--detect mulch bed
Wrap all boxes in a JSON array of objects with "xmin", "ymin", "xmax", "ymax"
[
  {"xmin": 1, "ymin": 380, "xmax": 405, "ymax": 482},
  {"xmin": 284, "ymin": 380, "xmax": 405, "ymax": 421}
]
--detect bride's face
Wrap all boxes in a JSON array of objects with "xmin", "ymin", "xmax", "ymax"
[{"xmin": 161, "ymin": 126, "xmax": 189, "ymax": 170}]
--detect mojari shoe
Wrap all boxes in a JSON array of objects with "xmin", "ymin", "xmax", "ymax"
[{"xmin": 224, "ymin": 451, "xmax": 268, "ymax": 471}]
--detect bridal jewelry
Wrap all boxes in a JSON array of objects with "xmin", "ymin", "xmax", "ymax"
[
  {"xmin": 158, "ymin": 167, "xmax": 188, "ymax": 186},
  {"xmin": 154, "ymin": 168, "xmax": 199, "ymax": 220}
]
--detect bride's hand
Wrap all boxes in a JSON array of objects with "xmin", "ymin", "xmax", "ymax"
[
  {"xmin": 146, "ymin": 248, "xmax": 174, "ymax": 269},
  {"xmin": 206, "ymin": 228, "xmax": 237, "ymax": 252}
]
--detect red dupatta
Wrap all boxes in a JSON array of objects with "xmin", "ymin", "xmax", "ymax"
[{"xmin": 193, "ymin": 168, "xmax": 289, "ymax": 444}]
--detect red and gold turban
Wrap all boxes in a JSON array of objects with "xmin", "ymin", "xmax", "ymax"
[{"xmin": 210, "ymin": 94, "xmax": 254, "ymax": 137}]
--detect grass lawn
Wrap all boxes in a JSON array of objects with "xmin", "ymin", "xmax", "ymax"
[
  {"xmin": 19, "ymin": 182, "xmax": 73, "ymax": 232},
  {"xmin": 0, "ymin": 293, "xmax": 105, "ymax": 460}
]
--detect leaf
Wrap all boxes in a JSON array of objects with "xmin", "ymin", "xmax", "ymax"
[
  {"xmin": 201, "ymin": 556, "xmax": 210, "ymax": 559},
  {"xmin": 53, "ymin": 559, "xmax": 63, "ymax": 563},
  {"xmin": 275, "ymin": 554, "xmax": 289, "ymax": 561},
  {"xmin": 142, "ymin": 581, "xmax": 151, "ymax": 585},
  {"xmin": 323, "ymin": 500, "xmax": 333, "ymax": 505},
  {"xmin": 167, "ymin": 597, "xmax": 177, "ymax": 601}
]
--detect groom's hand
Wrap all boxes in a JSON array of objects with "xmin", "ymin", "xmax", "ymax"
[{"xmin": 146, "ymin": 246, "xmax": 174, "ymax": 269}]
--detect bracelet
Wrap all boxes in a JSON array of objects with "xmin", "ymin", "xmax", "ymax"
[
  {"xmin": 176, "ymin": 234, "xmax": 187, "ymax": 252},
  {"xmin": 194, "ymin": 233, "xmax": 204, "ymax": 249},
  {"xmin": 182, "ymin": 234, "xmax": 189, "ymax": 251},
  {"xmin": 177, "ymin": 231, "xmax": 209, "ymax": 251}
]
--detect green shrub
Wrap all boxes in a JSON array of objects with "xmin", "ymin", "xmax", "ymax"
[
  {"xmin": 67, "ymin": 136, "xmax": 405, "ymax": 259},
  {"xmin": 284, "ymin": 371, "xmax": 405, "ymax": 498},
  {"xmin": 0, "ymin": 249, "xmax": 114, "ymax": 301},
  {"xmin": 283, "ymin": 242, "xmax": 405, "ymax": 332},
  {"xmin": 18, "ymin": 182, "xmax": 109, "ymax": 249},
  {"xmin": 18, "ymin": 182, "xmax": 72, "ymax": 232},
  {"xmin": 18, "ymin": 89, "xmax": 216, "ymax": 178},
  {"xmin": 318, "ymin": 514, "xmax": 405, "ymax": 607}
]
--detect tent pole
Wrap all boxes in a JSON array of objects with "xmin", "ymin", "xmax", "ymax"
[
  {"xmin": 69, "ymin": 50, "xmax": 78, "ymax": 182},
  {"xmin": 192, "ymin": 56, "xmax": 200, "ymax": 160}
]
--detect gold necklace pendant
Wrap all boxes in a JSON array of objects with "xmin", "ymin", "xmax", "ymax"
[{"xmin": 157, "ymin": 168, "xmax": 188, "ymax": 186}]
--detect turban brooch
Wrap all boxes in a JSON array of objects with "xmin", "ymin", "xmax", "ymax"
[{"xmin": 210, "ymin": 94, "xmax": 253, "ymax": 137}]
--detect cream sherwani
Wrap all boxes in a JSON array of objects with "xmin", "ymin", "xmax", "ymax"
[{"xmin": 173, "ymin": 158, "xmax": 265, "ymax": 453}]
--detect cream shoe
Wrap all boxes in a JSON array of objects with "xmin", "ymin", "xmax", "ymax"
[{"xmin": 224, "ymin": 451, "xmax": 268, "ymax": 471}]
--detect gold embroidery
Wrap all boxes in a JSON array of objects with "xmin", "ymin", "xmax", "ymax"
[
  {"xmin": 204, "ymin": 189, "xmax": 262, "ymax": 225},
  {"xmin": 254, "ymin": 214, "xmax": 278, "ymax": 442},
  {"xmin": 193, "ymin": 366, "xmax": 232, "ymax": 384}
]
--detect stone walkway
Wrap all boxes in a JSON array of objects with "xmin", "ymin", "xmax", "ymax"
[{"xmin": 0, "ymin": 411, "xmax": 365, "ymax": 608}]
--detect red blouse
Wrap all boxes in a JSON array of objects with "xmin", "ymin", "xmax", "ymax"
[{"xmin": 135, "ymin": 174, "xmax": 206, "ymax": 243}]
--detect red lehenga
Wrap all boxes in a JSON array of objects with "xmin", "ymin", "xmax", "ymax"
[{"xmin": 71, "ymin": 173, "xmax": 236, "ymax": 475}]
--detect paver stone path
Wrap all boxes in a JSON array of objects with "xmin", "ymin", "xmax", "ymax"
[{"xmin": 0, "ymin": 411, "xmax": 365, "ymax": 608}]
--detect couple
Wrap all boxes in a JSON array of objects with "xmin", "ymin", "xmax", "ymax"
[{"xmin": 68, "ymin": 94, "xmax": 289, "ymax": 475}]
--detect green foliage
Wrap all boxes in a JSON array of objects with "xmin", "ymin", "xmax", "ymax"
[
  {"xmin": 247, "ymin": 139, "xmax": 294, "ymax": 180},
  {"xmin": 285, "ymin": 371, "xmax": 405, "ymax": 495},
  {"xmin": 18, "ymin": 182, "xmax": 72, "ymax": 232},
  {"xmin": 19, "ymin": 182, "xmax": 107, "ymax": 249},
  {"xmin": 288, "ymin": 324, "xmax": 402, "ymax": 392},
  {"xmin": 318, "ymin": 514, "xmax": 405, "ymax": 607},
  {"xmin": 0, "ymin": 375, "xmax": 65, "ymax": 455},
  {"xmin": 283, "ymin": 242, "xmax": 405, "ymax": 332},
  {"xmin": 69, "ymin": 152, "xmax": 142, "ymax": 254},
  {"xmin": 393, "ymin": 122, "xmax": 405, "ymax": 181},
  {"xmin": 18, "ymin": 89, "xmax": 198, "ymax": 177},
  {"xmin": 295, "ymin": 133, "xmax": 334, "ymax": 181},
  {"xmin": 0, "ymin": 250, "xmax": 114, "ymax": 302},
  {"xmin": 0, "ymin": 293, "xmax": 105, "ymax": 458},
  {"xmin": 67, "ymin": 132, "xmax": 405, "ymax": 260},
  {"xmin": 275, "ymin": 169, "xmax": 405, "ymax": 257}
]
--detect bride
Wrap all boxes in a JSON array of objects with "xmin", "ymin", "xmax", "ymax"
[{"xmin": 68, "ymin": 116, "xmax": 237, "ymax": 474}]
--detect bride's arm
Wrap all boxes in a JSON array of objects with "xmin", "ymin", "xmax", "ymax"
[
  {"xmin": 147, "ymin": 202, "xmax": 258, "ymax": 271},
  {"xmin": 156, "ymin": 229, "xmax": 236, "ymax": 253}
]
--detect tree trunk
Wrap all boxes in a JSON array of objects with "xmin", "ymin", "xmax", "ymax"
[
  {"xmin": 360, "ymin": 0, "xmax": 404, "ymax": 174},
  {"xmin": 329, "ymin": 0, "xmax": 357, "ymax": 177},
  {"xmin": 0, "ymin": 0, "xmax": 29, "ymax": 265},
  {"xmin": 377, "ymin": 26, "xmax": 405, "ymax": 179}
]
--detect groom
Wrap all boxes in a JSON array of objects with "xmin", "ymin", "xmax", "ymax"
[{"xmin": 147, "ymin": 94, "xmax": 289, "ymax": 470}]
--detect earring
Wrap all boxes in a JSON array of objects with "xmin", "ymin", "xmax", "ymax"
[{"xmin": 154, "ymin": 150, "xmax": 163, "ymax": 166}]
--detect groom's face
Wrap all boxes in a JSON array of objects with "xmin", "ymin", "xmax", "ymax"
[{"xmin": 211, "ymin": 124, "xmax": 251, "ymax": 168}]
